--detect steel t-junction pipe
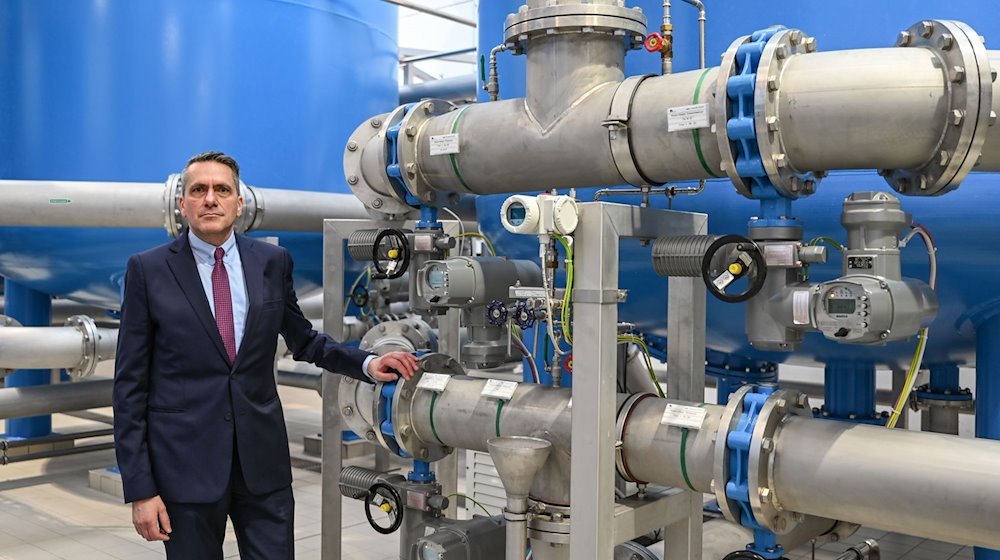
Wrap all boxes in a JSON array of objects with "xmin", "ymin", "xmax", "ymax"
[{"xmin": 346, "ymin": 374, "xmax": 1000, "ymax": 549}]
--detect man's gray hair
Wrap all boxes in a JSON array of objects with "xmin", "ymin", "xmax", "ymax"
[{"xmin": 183, "ymin": 151, "xmax": 240, "ymax": 190}]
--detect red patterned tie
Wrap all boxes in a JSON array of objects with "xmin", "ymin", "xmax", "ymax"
[{"xmin": 212, "ymin": 247, "xmax": 237, "ymax": 364}]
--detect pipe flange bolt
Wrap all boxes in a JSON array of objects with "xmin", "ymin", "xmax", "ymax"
[
  {"xmin": 884, "ymin": 20, "xmax": 993, "ymax": 196},
  {"xmin": 343, "ymin": 107, "xmax": 418, "ymax": 221},
  {"xmin": 391, "ymin": 353, "xmax": 465, "ymax": 462}
]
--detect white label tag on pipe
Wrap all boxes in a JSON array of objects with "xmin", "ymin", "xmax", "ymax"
[
  {"xmin": 429, "ymin": 133, "xmax": 460, "ymax": 156},
  {"xmin": 793, "ymin": 289, "xmax": 811, "ymax": 325},
  {"xmin": 481, "ymin": 379, "xmax": 518, "ymax": 401},
  {"xmin": 417, "ymin": 373, "xmax": 451, "ymax": 392},
  {"xmin": 667, "ymin": 103, "xmax": 710, "ymax": 132},
  {"xmin": 660, "ymin": 404, "xmax": 707, "ymax": 429}
]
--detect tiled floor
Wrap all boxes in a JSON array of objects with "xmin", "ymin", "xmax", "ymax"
[{"xmin": 0, "ymin": 381, "xmax": 983, "ymax": 559}]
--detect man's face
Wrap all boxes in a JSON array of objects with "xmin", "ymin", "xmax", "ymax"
[{"xmin": 179, "ymin": 161, "xmax": 244, "ymax": 245}]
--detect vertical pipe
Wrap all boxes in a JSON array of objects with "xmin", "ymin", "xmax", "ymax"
[
  {"xmin": 823, "ymin": 362, "xmax": 876, "ymax": 422},
  {"xmin": 974, "ymin": 314, "xmax": 1000, "ymax": 560},
  {"xmin": 2, "ymin": 280, "xmax": 53, "ymax": 438},
  {"xmin": 921, "ymin": 365, "xmax": 960, "ymax": 435}
]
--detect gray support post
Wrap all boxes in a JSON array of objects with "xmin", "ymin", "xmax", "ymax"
[
  {"xmin": 434, "ymin": 307, "xmax": 463, "ymax": 518},
  {"xmin": 665, "ymin": 213, "xmax": 708, "ymax": 560},
  {"xmin": 570, "ymin": 203, "xmax": 621, "ymax": 560}
]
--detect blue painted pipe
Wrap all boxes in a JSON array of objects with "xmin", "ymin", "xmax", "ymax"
[
  {"xmin": 974, "ymin": 314, "xmax": 1000, "ymax": 560},
  {"xmin": 2, "ymin": 280, "xmax": 53, "ymax": 438}
]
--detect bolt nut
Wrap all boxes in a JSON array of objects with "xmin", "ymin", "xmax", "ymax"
[
  {"xmin": 939, "ymin": 150, "xmax": 951, "ymax": 165},
  {"xmin": 761, "ymin": 437, "xmax": 774, "ymax": 451},
  {"xmin": 406, "ymin": 163, "xmax": 417, "ymax": 178},
  {"xmin": 766, "ymin": 116, "xmax": 779, "ymax": 131},
  {"xmin": 347, "ymin": 141, "xmax": 359, "ymax": 152},
  {"xmin": 342, "ymin": 406, "xmax": 354, "ymax": 417},
  {"xmin": 365, "ymin": 431, "xmax": 376, "ymax": 441},
  {"xmin": 370, "ymin": 118, "xmax": 382, "ymax": 128},
  {"xmin": 952, "ymin": 109, "xmax": 965, "ymax": 126},
  {"xmin": 773, "ymin": 516, "xmax": 787, "ymax": 532},
  {"xmin": 803, "ymin": 179, "xmax": 816, "ymax": 195},
  {"xmin": 372, "ymin": 198, "xmax": 383, "ymax": 208},
  {"xmin": 789, "ymin": 30, "xmax": 803, "ymax": 45},
  {"xmin": 937, "ymin": 33, "xmax": 954, "ymax": 50},
  {"xmin": 774, "ymin": 153, "xmax": 787, "ymax": 168},
  {"xmin": 951, "ymin": 65, "xmax": 966, "ymax": 83},
  {"xmin": 802, "ymin": 37, "xmax": 817, "ymax": 52},
  {"xmin": 405, "ymin": 126, "xmax": 417, "ymax": 138},
  {"xmin": 759, "ymin": 488, "xmax": 772, "ymax": 503},
  {"xmin": 796, "ymin": 393, "xmax": 809, "ymax": 407},
  {"xmin": 919, "ymin": 21, "xmax": 935, "ymax": 38},
  {"xmin": 419, "ymin": 448, "xmax": 429, "ymax": 459},
  {"xmin": 767, "ymin": 76, "xmax": 780, "ymax": 92},
  {"xmin": 347, "ymin": 175, "xmax": 359, "ymax": 185},
  {"xmin": 400, "ymin": 425, "xmax": 412, "ymax": 437},
  {"xmin": 896, "ymin": 31, "xmax": 912, "ymax": 47},
  {"xmin": 775, "ymin": 45, "xmax": 788, "ymax": 60}
]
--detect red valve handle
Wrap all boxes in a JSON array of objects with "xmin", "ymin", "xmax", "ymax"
[{"xmin": 644, "ymin": 33, "xmax": 664, "ymax": 52}]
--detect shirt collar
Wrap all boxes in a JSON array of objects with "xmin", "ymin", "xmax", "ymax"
[{"xmin": 188, "ymin": 229, "xmax": 237, "ymax": 265}]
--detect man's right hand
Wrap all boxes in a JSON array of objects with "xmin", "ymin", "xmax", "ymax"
[{"xmin": 132, "ymin": 495, "xmax": 172, "ymax": 541}]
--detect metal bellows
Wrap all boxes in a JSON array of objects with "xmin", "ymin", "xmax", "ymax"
[{"xmin": 651, "ymin": 234, "xmax": 720, "ymax": 277}]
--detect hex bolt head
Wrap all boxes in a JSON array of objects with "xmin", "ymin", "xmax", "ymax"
[
  {"xmin": 348, "ymin": 175, "xmax": 359, "ymax": 185},
  {"xmin": 347, "ymin": 141, "xmax": 359, "ymax": 152},
  {"xmin": 789, "ymin": 177, "xmax": 800, "ymax": 192},
  {"xmin": 940, "ymin": 150, "xmax": 951, "ymax": 165},
  {"xmin": 405, "ymin": 126, "xmax": 417, "ymax": 138},
  {"xmin": 951, "ymin": 65, "xmax": 966, "ymax": 83},
  {"xmin": 797, "ymin": 393, "xmax": 809, "ymax": 407},
  {"xmin": 789, "ymin": 30, "xmax": 803, "ymax": 45},
  {"xmin": 802, "ymin": 37, "xmax": 817, "ymax": 52},
  {"xmin": 766, "ymin": 116, "xmax": 779, "ymax": 131},
  {"xmin": 419, "ymin": 448, "xmax": 429, "ymax": 459},
  {"xmin": 937, "ymin": 33, "xmax": 954, "ymax": 50},
  {"xmin": 365, "ymin": 431, "xmax": 376, "ymax": 441},
  {"xmin": 803, "ymin": 179, "xmax": 816, "ymax": 195},
  {"xmin": 759, "ymin": 488, "xmax": 772, "ymax": 503},
  {"xmin": 370, "ymin": 118, "xmax": 382, "ymax": 128},
  {"xmin": 767, "ymin": 76, "xmax": 780, "ymax": 92},
  {"xmin": 952, "ymin": 109, "xmax": 966, "ymax": 126},
  {"xmin": 343, "ymin": 406, "xmax": 354, "ymax": 417},
  {"xmin": 896, "ymin": 31, "xmax": 912, "ymax": 47},
  {"xmin": 919, "ymin": 21, "xmax": 935, "ymax": 38},
  {"xmin": 761, "ymin": 437, "xmax": 774, "ymax": 451},
  {"xmin": 372, "ymin": 198, "xmax": 383, "ymax": 208},
  {"xmin": 775, "ymin": 45, "xmax": 788, "ymax": 60},
  {"xmin": 773, "ymin": 153, "xmax": 787, "ymax": 168},
  {"xmin": 400, "ymin": 425, "xmax": 412, "ymax": 437},
  {"xmin": 773, "ymin": 516, "xmax": 787, "ymax": 532},
  {"xmin": 406, "ymin": 163, "xmax": 417, "ymax": 178}
]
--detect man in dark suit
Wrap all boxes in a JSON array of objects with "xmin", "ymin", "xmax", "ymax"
[{"xmin": 113, "ymin": 151, "xmax": 417, "ymax": 559}]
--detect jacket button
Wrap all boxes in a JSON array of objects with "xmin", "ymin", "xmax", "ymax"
[{"xmin": 224, "ymin": 413, "xmax": 232, "ymax": 421}]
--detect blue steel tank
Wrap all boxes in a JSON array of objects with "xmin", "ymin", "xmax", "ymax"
[
  {"xmin": 0, "ymin": 0, "xmax": 399, "ymax": 309},
  {"xmin": 476, "ymin": 0, "xmax": 1000, "ymax": 371}
]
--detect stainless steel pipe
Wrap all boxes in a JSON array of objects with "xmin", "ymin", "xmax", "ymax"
[
  {"xmin": 0, "ymin": 323, "xmax": 117, "ymax": 376},
  {"xmin": 0, "ymin": 379, "xmax": 113, "ymax": 419},
  {"xmin": 0, "ymin": 180, "xmax": 371, "ymax": 233}
]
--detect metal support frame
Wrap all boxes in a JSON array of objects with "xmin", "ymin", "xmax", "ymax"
[
  {"xmin": 571, "ymin": 202, "xmax": 706, "ymax": 560},
  {"xmin": 321, "ymin": 217, "xmax": 463, "ymax": 560}
]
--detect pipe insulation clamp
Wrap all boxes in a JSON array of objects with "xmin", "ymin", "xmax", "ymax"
[
  {"xmin": 884, "ymin": 20, "xmax": 994, "ymax": 196},
  {"xmin": 603, "ymin": 74, "xmax": 662, "ymax": 187},
  {"xmin": 715, "ymin": 27, "xmax": 823, "ymax": 200}
]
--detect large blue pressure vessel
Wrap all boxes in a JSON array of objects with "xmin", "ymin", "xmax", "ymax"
[
  {"xmin": 477, "ymin": 0, "xmax": 1000, "ymax": 370},
  {"xmin": 0, "ymin": 0, "xmax": 399, "ymax": 308}
]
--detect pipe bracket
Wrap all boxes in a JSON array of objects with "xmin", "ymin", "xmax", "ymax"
[{"xmin": 603, "ymin": 74, "xmax": 661, "ymax": 187}]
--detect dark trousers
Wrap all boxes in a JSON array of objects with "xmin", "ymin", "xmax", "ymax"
[{"xmin": 163, "ymin": 448, "xmax": 294, "ymax": 560}]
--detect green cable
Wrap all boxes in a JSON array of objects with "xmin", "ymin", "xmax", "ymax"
[
  {"xmin": 692, "ymin": 68, "xmax": 721, "ymax": 179},
  {"xmin": 678, "ymin": 403, "xmax": 706, "ymax": 492},
  {"xmin": 808, "ymin": 236, "xmax": 845, "ymax": 252},
  {"xmin": 429, "ymin": 392, "xmax": 445, "ymax": 445},
  {"xmin": 448, "ymin": 106, "xmax": 474, "ymax": 192},
  {"xmin": 447, "ymin": 492, "xmax": 493, "ymax": 518},
  {"xmin": 495, "ymin": 400, "xmax": 504, "ymax": 437},
  {"xmin": 455, "ymin": 232, "xmax": 496, "ymax": 256}
]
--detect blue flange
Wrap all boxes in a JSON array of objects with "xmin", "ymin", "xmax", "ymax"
[
  {"xmin": 376, "ymin": 380, "xmax": 409, "ymax": 458},
  {"xmin": 725, "ymin": 385, "xmax": 784, "ymax": 559},
  {"xmin": 408, "ymin": 460, "xmax": 436, "ymax": 483},
  {"xmin": 385, "ymin": 103, "xmax": 421, "ymax": 207}
]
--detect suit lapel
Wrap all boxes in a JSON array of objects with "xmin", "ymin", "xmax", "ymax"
[
  {"xmin": 166, "ymin": 232, "xmax": 231, "ymax": 365},
  {"xmin": 234, "ymin": 235, "xmax": 264, "ymax": 370}
]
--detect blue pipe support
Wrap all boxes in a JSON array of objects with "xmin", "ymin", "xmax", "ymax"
[
  {"xmin": 2, "ymin": 280, "xmax": 53, "ymax": 438},
  {"xmin": 974, "ymin": 314, "xmax": 1000, "ymax": 560},
  {"xmin": 417, "ymin": 206, "xmax": 441, "ymax": 230},
  {"xmin": 408, "ymin": 460, "xmax": 435, "ymax": 483},
  {"xmin": 725, "ymin": 385, "xmax": 783, "ymax": 559},
  {"xmin": 705, "ymin": 350, "xmax": 777, "ymax": 405},
  {"xmin": 820, "ymin": 362, "xmax": 883, "ymax": 424},
  {"xmin": 915, "ymin": 364, "xmax": 971, "ymax": 402}
]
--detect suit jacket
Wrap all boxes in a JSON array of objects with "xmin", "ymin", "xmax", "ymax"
[{"xmin": 113, "ymin": 232, "xmax": 372, "ymax": 504}]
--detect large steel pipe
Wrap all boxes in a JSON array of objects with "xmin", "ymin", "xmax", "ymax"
[
  {"xmin": 0, "ymin": 322, "xmax": 117, "ymax": 377},
  {"xmin": 0, "ymin": 180, "xmax": 371, "ymax": 233},
  {"xmin": 0, "ymin": 379, "xmax": 112, "ymax": 419},
  {"xmin": 772, "ymin": 416, "xmax": 1000, "ymax": 549}
]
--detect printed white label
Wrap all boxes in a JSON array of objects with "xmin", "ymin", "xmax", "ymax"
[
  {"xmin": 764, "ymin": 243, "xmax": 796, "ymax": 267},
  {"xmin": 660, "ymin": 403, "xmax": 707, "ymax": 429},
  {"xmin": 429, "ymin": 133, "xmax": 460, "ymax": 156},
  {"xmin": 712, "ymin": 270, "xmax": 735, "ymax": 291},
  {"xmin": 667, "ymin": 103, "xmax": 710, "ymax": 132},
  {"xmin": 417, "ymin": 372, "xmax": 451, "ymax": 392},
  {"xmin": 481, "ymin": 378, "xmax": 518, "ymax": 401},
  {"xmin": 793, "ymin": 289, "xmax": 811, "ymax": 325}
]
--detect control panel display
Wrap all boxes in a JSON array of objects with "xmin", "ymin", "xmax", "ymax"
[{"xmin": 826, "ymin": 297, "xmax": 856, "ymax": 314}]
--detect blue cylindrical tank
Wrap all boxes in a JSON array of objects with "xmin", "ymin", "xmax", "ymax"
[
  {"xmin": 477, "ymin": 1, "xmax": 1000, "ymax": 370},
  {"xmin": 0, "ymin": 0, "xmax": 399, "ymax": 307}
]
